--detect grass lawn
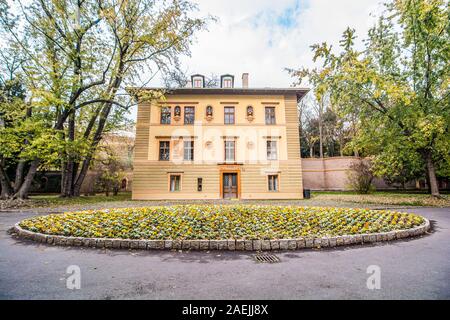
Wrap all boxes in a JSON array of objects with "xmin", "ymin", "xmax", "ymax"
[
  {"xmin": 28, "ymin": 193, "xmax": 132, "ymax": 205},
  {"xmin": 1, "ymin": 190, "xmax": 449, "ymax": 210},
  {"xmin": 312, "ymin": 191, "xmax": 450, "ymax": 207},
  {"xmin": 19, "ymin": 205, "xmax": 425, "ymax": 240}
]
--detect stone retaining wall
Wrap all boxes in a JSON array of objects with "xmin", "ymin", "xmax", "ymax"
[{"xmin": 12, "ymin": 219, "xmax": 430, "ymax": 251}]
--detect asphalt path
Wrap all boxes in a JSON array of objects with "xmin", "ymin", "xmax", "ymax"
[{"xmin": 0, "ymin": 207, "xmax": 449, "ymax": 299}]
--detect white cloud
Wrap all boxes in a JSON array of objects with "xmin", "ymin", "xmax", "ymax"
[{"xmin": 168, "ymin": 0, "xmax": 385, "ymax": 88}]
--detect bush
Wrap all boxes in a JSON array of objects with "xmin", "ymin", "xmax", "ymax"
[{"xmin": 347, "ymin": 159, "xmax": 374, "ymax": 194}]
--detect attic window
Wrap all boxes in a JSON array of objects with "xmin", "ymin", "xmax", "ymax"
[
  {"xmin": 223, "ymin": 78, "xmax": 232, "ymax": 88},
  {"xmin": 191, "ymin": 75, "xmax": 205, "ymax": 88},
  {"xmin": 221, "ymin": 75, "xmax": 234, "ymax": 88}
]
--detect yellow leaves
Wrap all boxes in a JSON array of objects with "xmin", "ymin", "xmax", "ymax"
[{"xmin": 18, "ymin": 205, "xmax": 425, "ymax": 241}]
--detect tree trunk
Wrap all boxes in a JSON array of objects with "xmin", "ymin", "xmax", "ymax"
[
  {"xmin": 72, "ymin": 54, "xmax": 125, "ymax": 197},
  {"xmin": 14, "ymin": 160, "xmax": 26, "ymax": 193},
  {"xmin": 71, "ymin": 107, "xmax": 103, "ymax": 197},
  {"xmin": 15, "ymin": 159, "xmax": 39, "ymax": 200},
  {"xmin": 60, "ymin": 161, "xmax": 67, "ymax": 197},
  {"xmin": 424, "ymin": 151, "xmax": 440, "ymax": 197},
  {"xmin": 0, "ymin": 162, "xmax": 13, "ymax": 199},
  {"xmin": 318, "ymin": 100, "xmax": 324, "ymax": 158},
  {"xmin": 73, "ymin": 71, "xmax": 122, "ymax": 196},
  {"xmin": 64, "ymin": 161, "xmax": 74, "ymax": 197},
  {"xmin": 61, "ymin": 111, "xmax": 75, "ymax": 197},
  {"xmin": 73, "ymin": 154, "xmax": 91, "ymax": 196},
  {"xmin": 319, "ymin": 122, "xmax": 323, "ymax": 158}
]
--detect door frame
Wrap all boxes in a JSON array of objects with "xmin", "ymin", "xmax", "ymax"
[{"xmin": 220, "ymin": 170, "xmax": 241, "ymax": 199}]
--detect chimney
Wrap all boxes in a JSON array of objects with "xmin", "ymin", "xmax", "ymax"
[{"xmin": 242, "ymin": 73, "xmax": 249, "ymax": 88}]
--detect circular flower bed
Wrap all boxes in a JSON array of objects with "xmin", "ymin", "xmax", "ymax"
[{"xmin": 19, "ymin": 205, "xmax": 426, "ymax": 240}]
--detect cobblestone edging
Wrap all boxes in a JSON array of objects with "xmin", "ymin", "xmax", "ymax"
[{"xmin": 12, "ymin": 218, "xmax": 430, "ymax": 251}]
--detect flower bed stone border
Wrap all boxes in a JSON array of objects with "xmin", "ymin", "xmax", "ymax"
[{"xmin": 12, "ymin": 218, "xmax": 430, "ymax": 251}]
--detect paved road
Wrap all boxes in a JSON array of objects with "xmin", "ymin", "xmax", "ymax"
[{"xmin": 0, "ymin": 208, "xmax": 449, "ymax": 300}]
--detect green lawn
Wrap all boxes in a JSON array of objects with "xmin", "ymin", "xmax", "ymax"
[
  {"xmin": 26, "ymin": 193, "xmax": 133, "ymax": 206},
  {"xmin": 2, "ymin": 190, "xmax": 448, "ymax": 210},
  {"xmin": 312, "ymin": 191, "xmax": 450, "ymax": 207}
]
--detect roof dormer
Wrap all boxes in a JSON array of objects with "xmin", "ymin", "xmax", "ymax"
[
  {"xmin": 191, "ymin": 74, "xmax": 205, "ymax": 88},
  {"xmin": 220, "ymin": 74, "xmax": 234, "ymax": 88}
]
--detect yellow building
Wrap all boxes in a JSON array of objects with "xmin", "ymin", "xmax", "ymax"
[{"xmin": 132, "ymin": 73, "xmax": 308, "ymax": 200}]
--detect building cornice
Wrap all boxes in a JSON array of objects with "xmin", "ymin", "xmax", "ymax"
[{"xmin": 127, "ymin": 87, "xmax": 309, "ymax": 100}]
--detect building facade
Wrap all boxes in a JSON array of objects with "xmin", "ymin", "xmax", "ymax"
[{"xmin": 132, "ymin": 74, "xmax": 308, "ymax": 200}]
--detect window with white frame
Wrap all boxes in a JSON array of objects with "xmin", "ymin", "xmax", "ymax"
[
  {"xmin": 225, "ymin": 141, "xmax": 235, "ymax": 162},
  {"xmin": 169, "ymin": 175, "xmax": 181, "ymax": 192},
  {"xmin": 267, "ymin": 141, "xmax": 278, "ymax": 160},
  {"xmin": 265, "ymin": 107, "xmax": 276, "ymax": 125},
  {"xmin": 192, "ymin": 76, "xmax": 204, "ymax": 88},
  {"xmin": 224, "ymin": 107, "xmax": 235, "ymax": 124},
  {"xmin": 223, "ymin": 78, "xmax": 233, "ymax": 88},
  {"xmin": 184, "ymin": 141, "xmax": 194, "ymax": 161},
  {"xmin": 268, "ymin": 175, "xmax": 279, "ymax": 192}
]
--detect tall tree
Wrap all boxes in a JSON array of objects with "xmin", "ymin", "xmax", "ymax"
[
  {"xmin": 0, "ymin": 0, "xmax": 208, "ymax": 199},
  {"xmin": 290, "ymin": 0, "xmax": 449, "ymax": 196}
]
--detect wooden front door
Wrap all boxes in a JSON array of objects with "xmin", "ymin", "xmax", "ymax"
[{"xmin": 223, "ymin": 173, "xmax": 238, "ymax": 199}]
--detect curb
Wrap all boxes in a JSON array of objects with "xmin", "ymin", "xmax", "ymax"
[{"xmin": 12, "ymin": 218, "xmax": 430, "ymax": 251}]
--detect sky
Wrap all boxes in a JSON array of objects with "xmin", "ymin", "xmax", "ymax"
[{"xmin": 162, "ymin": 0, "xmax": 385, "ymax": 89}]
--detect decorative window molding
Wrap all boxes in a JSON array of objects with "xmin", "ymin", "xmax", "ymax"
[
  {"xmin": 205, "ymin": 141, "xmax": 213, "ymax": 148},
  {"xmin": 158, "ymin": 102, "xmax": 199, "ymax": 105},
  {"xmin": 155, "ymin": 136, "xmax": 198, "ymax": 140},
  {"xmin": 166, "ymin": 170, "xmax": 184, "ymax": 174}
]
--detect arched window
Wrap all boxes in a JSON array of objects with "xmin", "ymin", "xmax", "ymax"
[
  {"xmin": 247, "ymin": 106, "xmax": 254, "ymax": 117},
  {"xmin": 174, "ymin": 106, "xmax": 181, "ymax": 117},
  {"xmin": 206, "ymin": 105, "xmax": 213, "ymax": 117}
]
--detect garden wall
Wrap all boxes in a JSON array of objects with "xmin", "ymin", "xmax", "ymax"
[{"xmin": 301, "ymin": 157, "xmax": 419, "ymax": 191}]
